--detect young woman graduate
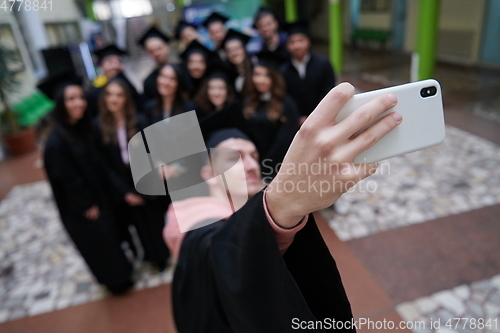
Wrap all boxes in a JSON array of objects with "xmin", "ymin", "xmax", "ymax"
[
  {"xmin": 280, "ymin": 21, "xmax": 336, "ymax": 124},
  {"xmin": 95, "ymin": 78, "xmax": 171, "ymax": 271},
  {"xmin": 139, "ymin": 82, "xmax": 405, "ymax": 332},
  {"xmin": 221, "ymin": 29, "xmax": 254, "ymax": 97},
  {"xmin": 179, "ymin": 40, "xmax": 213, "ymax": 99},
  {"xmin": 194, "ymin": 68, "xmax": 238, "ymax": 120},
  {"xmin": 145, "ymin": 63, "xmax": 195, "ymax": 125},
  {"xmin": 86, "ymin": 45, "xmax": 143, "ymax": 117},
  {"xmin": 137, "ymin": 27, "xmax": 171, "ymax": 103},
  {"xmin": 242, "ymin": 53, "xmax": 300, "ymax": 180},
  {"xmin": 41, "ymin": 72, "xmax": 134, "ymax": 295}
]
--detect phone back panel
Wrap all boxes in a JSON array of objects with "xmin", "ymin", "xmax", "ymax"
[{"xmin": 335, "ymin": 79, "xmax": 446, "ymax": 164}]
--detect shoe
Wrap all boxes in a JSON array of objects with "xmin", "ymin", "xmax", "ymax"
[
  {"xmin": 156, "ymin": 261, "xmax": 168, "ymax": 273},
  {"xmin": 107, "ymin": 280, "xmax": 134, "ymax": 295}
]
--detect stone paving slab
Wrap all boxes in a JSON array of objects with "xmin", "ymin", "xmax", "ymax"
[
  {"xmin": 396, "ymin": 274, "xmax": 500, "ymax": 333},
  {"xmin": 1, "ymin": 124, "xmax": 499, "ymax": 324},
  {"xmin": 326, "ymin": 125, "xmax": 500, "ymax": 241},
  {"xmin": 0, "ymin": 181, "xmax": 173, "ymax": 323}
]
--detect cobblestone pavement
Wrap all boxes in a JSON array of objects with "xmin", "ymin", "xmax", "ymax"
[
  {"xmin": 325, "ymin": 125, "xmax": 500, "ymax": 241},
  {"xmin": 1, "ymin": 124, "xmax": 499, "ymax": 326},
  {"xmin": 0, "ymin": 181, "xmax": 173, "ymax": 323},
  {"xmin": 396, "ymin": 275, "xmax": 500, "ymax": 333}
]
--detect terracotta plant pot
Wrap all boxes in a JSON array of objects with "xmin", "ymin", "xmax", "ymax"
[{"xmin": 2, "ymin": 127, "xmax": 37, "ymax": 156}]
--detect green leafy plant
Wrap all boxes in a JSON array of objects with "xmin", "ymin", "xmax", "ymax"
[{"xmin": 0, "ymin": 44, "xmax": 22, "ymax": 134}]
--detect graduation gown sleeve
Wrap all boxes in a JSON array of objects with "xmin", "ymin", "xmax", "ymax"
[
  {"xmin": 85, "ymin": 86, "xmax": 102, "ymax": 119},
  {"xmin": 95, "ymin": 114, "xmax": 152, "ymax": 203},
  {"xmin": 143, "ymin": 68, "xmax": 159, "ymax": 103},
  {"xmin": 92, "ymin": 125, "xmax": 135, "ymax": 202},
  {"xmin": 172, "ymin": 190, "xmax": 355, "ymax": 332},
  {"xmin": 262, "ymin": 96, "xmax": 299, "ymax": 173},
  {"xmin": 44, "ymin": 134, "xmax": 96, "ymax": 214}
]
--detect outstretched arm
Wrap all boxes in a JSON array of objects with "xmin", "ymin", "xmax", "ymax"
[{"xmin": 266, "ymin": 82, "xmax": 402, "ymax": 228}]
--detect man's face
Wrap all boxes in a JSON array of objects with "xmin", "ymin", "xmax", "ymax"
[
  {"xmin": 211, "ymin": 138, "xmax": 262, "ymax": 198},
  {"xmin": 187, "ymin": 53, "xmax": 207, "ymax": 79},
  {"xmin": 286, "ymin": 33, "xmax": 310, "ymax": 60},
  {"xmin": 208, "ymin": 22, "xmax": 227, "ymax": 47},
  {"xmin": 100, "ymin": 55, "xmax": 123, "ymax": 79},
  {"xmin": 181, "ymin": 26, "xmax": 199, "ymax": 45},
  {"xmin": 255, "ymin": 14, "xmax": 278, "ymax": 40},
  {"xmin": 145, "ymin": 38, "xmax": 170, "ymax": 65}
]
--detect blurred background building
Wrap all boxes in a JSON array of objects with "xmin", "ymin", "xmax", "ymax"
[{"xmin": 1, "ymin": 0, "xmax": 500, "ymax": 159}]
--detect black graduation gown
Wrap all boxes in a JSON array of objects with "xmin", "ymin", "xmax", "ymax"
[
  {"xmin": 86, "ymin": 72, "xmax": 144, "ymax": 118},
  {"xmin": 188, "ymin": 76, "xmax": 204, "ymax": 99},
  {"xmin": 243, "ymin": 95, "xmax": 299, "ymax": 178},
  {"xmin": 172, "ymin": 190, "xmax": 355, "ymax": 332},
  {"xmin": 225, "ymin": 63, "xmax": 253, "ymax": 99},
  {"xmin": 280, "ymin": 53, "xmax": 336, "ymax": 117},
  {"xmin": 146, "ymin": 99, "xmax": 196, "ymax": 125},
  {"xmin": 142, "ymin": 68, "xmax": 160, "ymax": 103},
  {"xmin": 94, "ymin": 116, "xmax": 170, "ymax": 266},
  {"xmin": 44, "ymin": 124, "xmax": 133, "ymax": 291},
  {"xmin": 212, "ymin": 48, "xmax": 227, "ymax": 68},
  {"xmin": 194, "ymin": 102, "xmax": 244, "ymax": 124},
  {"xmin": 258, "ymin": 31, "xmax": 290, "ymax": 67},
  {"xmin": 177, "ymin": 62, "xmax": 205, "ymax": 99}
]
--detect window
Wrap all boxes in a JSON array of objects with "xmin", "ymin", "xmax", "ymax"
[
  {"xmin": 361, "ymin": 0, "xmax": 391, "ymax": 12},
  {"xmin": 45, "ymin": 22, "xmax": 82, "ymax": 47},
  {"xmin": 0, "ymin": 24, "xmax": 25, "ymax": 73}
]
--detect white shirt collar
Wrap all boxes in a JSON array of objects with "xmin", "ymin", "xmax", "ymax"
[{"xmin": 291, "ymin": 53, "xmax": 311, "ymax": 79}]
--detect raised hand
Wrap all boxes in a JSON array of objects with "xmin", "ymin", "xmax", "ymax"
[{"xmin": 266, "ymin": 82, "xmax": 402, "ymax": 228}]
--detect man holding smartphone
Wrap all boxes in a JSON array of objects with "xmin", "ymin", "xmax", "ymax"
[{"xmin": 170, "ymin": 82, "xmax": 402, "ymax": 332}]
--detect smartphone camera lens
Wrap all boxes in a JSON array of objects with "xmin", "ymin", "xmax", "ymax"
[{"xmin": 421, "ymin": 86, "xmax": 437, "ymax": 98}]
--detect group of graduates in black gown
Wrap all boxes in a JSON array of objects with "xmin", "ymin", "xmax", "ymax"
[{"xmin": 40, "ymin": 7, "xmax": 336, "ymax": 295}]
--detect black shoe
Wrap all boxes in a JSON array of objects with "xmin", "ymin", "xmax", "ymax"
[
  {"xmin": 107, "ymin": 280, "xmax": 134, "ymax": 295},
  {"xmin": 156, "ymin": 261, "xmax": 168, "ymax": 273}
]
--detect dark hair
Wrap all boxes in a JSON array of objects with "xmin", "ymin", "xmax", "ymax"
[
  {"xmin": 194, "ymin": 76, "xmax": 237, "ymax": 114},
  {"xmin": 98, "ymin": 78, "xmax": 138, "ymax": 145},
  {"xmin": 224, "ymin": 42, "xmax": 254, "ymax": 96},
  {"xmin": 154, "ymin": 63, "xmax": 188, "ymax": 117},
  {"xmin": 244, "ymin": 65, "xmax": 286, "ymax": 122},
  {"xmin": 52, "ymin": 84, "xmax": 92, "ymax": 141},
  {"xmin": 254, "ymin": 10, "xmax": 280, "ymax": 29}
]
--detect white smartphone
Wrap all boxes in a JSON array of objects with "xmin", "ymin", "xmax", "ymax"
[{"xmin": 335, "ymin": 79, "xmax": 446, "ymax": 164}]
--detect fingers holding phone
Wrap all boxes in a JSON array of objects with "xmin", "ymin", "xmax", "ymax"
[{"xmin": 266, "ymin": 83, "xmax": 403, "ymax": 227}]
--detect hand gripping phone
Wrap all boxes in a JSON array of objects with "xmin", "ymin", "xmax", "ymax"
[{"xmin": 335, "ymin": 79, "xmax": 446, "ymax": 164}]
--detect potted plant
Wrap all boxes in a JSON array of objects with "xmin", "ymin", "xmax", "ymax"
[{"xmin": 0, "ymin": 44, "xmax": 37, "ymax": 156}]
